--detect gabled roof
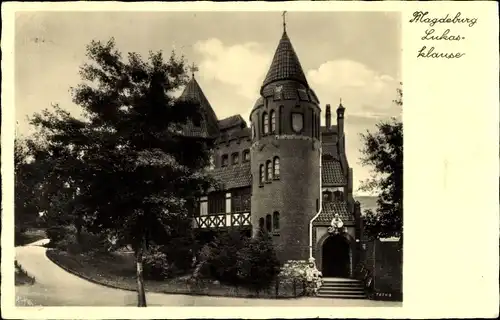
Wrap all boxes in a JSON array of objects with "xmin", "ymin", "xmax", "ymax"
[
  {"xmin": 313, "ymin": 201, "xmax": 353, "ymax": 224},
  {"xmin": 209, "ymin": 162, "xmax": 252, "ymax": 191},
  {"xmin": 178, "ymin": 77, "xmax": 219, "ymax": 137},
  {"xmin": 322, "ymin": 159, "xmax": 346, "ymax": 186},
  {"xmin": 261, "ymin": 31, "xmax": 308, "ymax": 91},
  {"xmin": 218, "ymin": 115, "xmax": 246, "ymax": 131}
]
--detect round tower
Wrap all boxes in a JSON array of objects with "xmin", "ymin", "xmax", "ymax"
[{"xmin": 249, "ymin": 24, "xmax": 321, "ymax": 262}]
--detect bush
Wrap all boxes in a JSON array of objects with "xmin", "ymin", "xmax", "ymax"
[
  {"xmin": 236, "ymin": 231, "xmax": 280, "ymax": 293},
  {"xmin": 279, "ymin": 260, "xmax": 322, "ymax": 296},
  {"xmin": 201, "ymin": 231, "xmax": 248, "ymax": 285},
  {"xmin": 143, "ymin": 245, "xmax": 173, "ymax": 280},
  {"xmin": 46, "ymin": 225, "xmax": 72, "ymax": 245}
]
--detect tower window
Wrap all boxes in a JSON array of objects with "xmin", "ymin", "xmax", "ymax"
[
  {"xmin": 259, "ymin": 217, "xmax": 265, "ymax": 230},
  {"xmin": 273, "ymin": 157, "xmax": 280, "ymax": 179},
  {"xmin": 270, "ymin": 110, "xmax": 276, "ymax": 133},
  {"xmin": 273, "ymin": 211, "xmax": 280, "ymax": 230},
  {"xmin": 279, "ymin": 106, "xmax": 284, "ymax": 134},
  {"xmin": 263, "ymin": 112, "xmax": 269, "ymax": 135},
  {"xmin": 251, "ymin": 124, "xmax": 256, "ymax": 139},
  {"xmin": 221, "ymin": 154, "xmax": 229, "ymax": 167},
  {"xmin": 311, "ymin": 112, "xmax": 315, "ymax": 138},
  {"xmin": 266, "ymin": 160, "xmax": 272, "ymax": 181},
  {"xmin": 265, "ymin": 214, "xmax": 272, "ymax": 232},
  {"xmin": 259, "ymin": 164, "xmax": 265, "ymax": 185},
  {"xmin": 243, "ymin": 149, "xmax": 250, "ymax": 162},
  {"xmin": 232, "ymin": 153, "xmax": 239, "ymax": 165}
]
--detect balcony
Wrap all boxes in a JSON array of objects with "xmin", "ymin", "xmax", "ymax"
[{"xmin": 193, "ymin": 212, "xmax": 251, "ymax": 229}]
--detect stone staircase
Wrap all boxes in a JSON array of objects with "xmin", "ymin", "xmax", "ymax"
[{"xmin": 317, "ymin": 277, "xmax": 367, "ymax": 299}]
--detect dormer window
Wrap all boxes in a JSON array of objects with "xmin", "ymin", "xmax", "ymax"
[
  {"xmin": 323, "ymin": 191, "xmax": 332, "ymax": 202},
  {"xmin": 243, "ymin": 150, "xmax": 250, "ymax": 162},
  {"xmin": 232, "ymin": 153, "xmax": 239, "ymax": 165},
  {"xmin": 221, "ymin": 154, "xmax": 229, "ymax": 167},
  {"xmin": 263, "ymin": 112, "xmax": 269, "ymax": 135},
  {"xmin": 333, "ymin": 190, "xmax": 344, "ymax": 201},
  {"xmin": 270, "ymin": 110, "xmax": 276, "ymax": 133}
]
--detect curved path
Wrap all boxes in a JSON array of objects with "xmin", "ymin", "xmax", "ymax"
[{"xmin": 15, "ymin": 240, "xmax": 401, "ymax": 307}]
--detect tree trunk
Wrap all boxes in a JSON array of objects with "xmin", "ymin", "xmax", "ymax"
[
  {"xmin": 75, "ymin": 215, "xmax": 82, "ymax": 246},
  {"xmin": 135, "ymin": 240, "xmax": 147, "ymax": 307}
]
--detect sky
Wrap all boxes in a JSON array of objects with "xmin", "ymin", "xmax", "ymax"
[{"xmin": 15, "ymin": 11, "xmax": 401, "ymax": 196}]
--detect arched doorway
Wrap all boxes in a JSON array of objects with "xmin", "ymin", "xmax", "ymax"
[{"xmin": 321, "ymin": 234, "xmax": 351, "ymax": 278}]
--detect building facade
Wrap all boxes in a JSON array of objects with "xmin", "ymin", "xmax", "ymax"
[{"xmin": 180, "ymin": 26, "xmax": 363, "ymax": 279}]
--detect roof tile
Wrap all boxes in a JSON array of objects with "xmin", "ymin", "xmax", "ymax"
[
  {"xmin": 209, "ymin": 162, "xmax": 252, "ymax": 190},
  {"xmin": 261, "ymin": 32, "xmax": 308, "ymax": 90},
  {"xmin": 314, "ymin": 201, "xmax": 353, "ymax": 224},
  {"xmin": 322, "ymin": 160, "xmax": 346, "ymax": 185}
]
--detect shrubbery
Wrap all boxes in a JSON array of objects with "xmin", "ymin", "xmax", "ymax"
[
  {"xmin": 194, "ymin": 230, "xmax": 281, "ymax": 293},
  {"xmin": 143, "ymin": 245, "xmax": 175, "ymax": 280},
  {"xmin": 47, "ymin": 225, "xmax": 113, "ymax": 254}
]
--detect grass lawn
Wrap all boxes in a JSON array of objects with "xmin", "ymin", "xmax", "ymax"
[
  {"xmin": 46, "ymin": 249, "xmax": 300, "ymax": 299},
  {"xmin": 15, "ymin": 229, "xmax": 47, "ymax": 246},
  {"xmin": 15, "ymin": 260, "xmax": 35, "ymax": 286}
]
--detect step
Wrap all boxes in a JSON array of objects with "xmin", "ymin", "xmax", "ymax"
[
  {"xmin": 321, "ymin": 282, "xmax": 364, "ymax": 288},
  {"xmin": 319, "ymin": 287, "xmax": 365, "ymax": 294},
  {"xmin": 316, "ymin": 293, "xmax": 368, "ymax": 299}
]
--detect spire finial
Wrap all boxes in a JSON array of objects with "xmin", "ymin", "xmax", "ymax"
[
  {"xmin": 189, "ymin": 62, "xmax": 199, "ymax": 78},
  {"xmin": 339, "ymin": 97, "xmax": 343, "ymax": 106},
  {"xmin": 282, "ymin": 11, "xmax": 287, "ymax": 32}
]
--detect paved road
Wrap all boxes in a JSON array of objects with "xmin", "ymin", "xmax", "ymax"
[{"xmin": 15, "ymin": 239, "xmax": 402, "ymax": 307}]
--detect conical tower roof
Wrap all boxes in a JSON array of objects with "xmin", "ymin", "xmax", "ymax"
[
  {"xmin": 178, "ymin": 76, "xmax": 219, "ymax": 138},
  {"xmin": 261, "ymin": 31, "xmax": 309, "ymax": 91}
]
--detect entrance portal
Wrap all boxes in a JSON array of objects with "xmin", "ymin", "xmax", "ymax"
[{"xmin": 321, "ymin": 234, "xmax": 350, "ymax": 278}]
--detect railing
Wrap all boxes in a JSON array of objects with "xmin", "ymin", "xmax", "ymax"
[{"xmin": 194, "ymin": 212, "xmax": 251, "ymax": 229}]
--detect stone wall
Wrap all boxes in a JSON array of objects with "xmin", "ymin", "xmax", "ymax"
[{"xmin": 363, "ymin": 239, "xmax": 403, "ymax": 301}]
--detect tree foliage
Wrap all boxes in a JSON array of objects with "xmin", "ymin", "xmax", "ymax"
[
  {"xmin": 359, "ymin": 84, "xmax": 403, "ymax": 239},
  {"xmin": 27, "ymin": 38, "xmax": 216, "ymax": 306},
  {"xmin": 236, "ymin": 231, "xmax": 281, "ymax": 293}
]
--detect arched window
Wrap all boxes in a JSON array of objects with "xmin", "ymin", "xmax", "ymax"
[
  {"xmin": 243, "ymin": 149, "xmax": 250, "ymax": 162},
  {"xmin": 263, "ymin": 112, "xmax": 269, "ymax": 134},
  {"xmin": 273, "ymin": 211, "xmax": 280, "ymax": 230},
  {"xmin": 270, "ymin": 110, "xmax": 276, "ymax": 133},
  {"xmin": 273, "ymin": 157, "xmax": 280, "ymax": 179},
  {"xmin": 259, "ymin": 217, "xmax": 265, "ymax": 230},
  {"xmin": 279, "ymin": 106, "xmax": 284, "ymax": 134},
  {"xmin": 265, "ymin": 214, "xmax": 272, "ymax": 232},
  {"xmin": 259, "ymin": 164, "xmax": 265, "ymax": 184},
  {"xmin": 221, "ymin": 154, "xmax": 229, "ymax": 167},
  {"xmin": 266, "ymin": 160, "xmax": 273, "ymax": 180},
  {"xmin": 311, "ymin": 112, "xmax": 315, "ymax": 138}
]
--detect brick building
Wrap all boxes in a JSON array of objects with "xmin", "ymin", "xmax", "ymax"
[{"xmin": 182, "ymin": 26, "xmax": 363, "ymax": 279}]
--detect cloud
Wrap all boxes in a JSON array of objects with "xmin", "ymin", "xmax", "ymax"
[
  {"xmin": 307, "ymin": 59, "xmax": 400, "ymax": 121},
  {"xmin": 194, "ymin": 38, "xmax": 271, "ymax": 100}
]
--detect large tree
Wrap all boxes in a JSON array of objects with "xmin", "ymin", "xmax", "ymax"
[
  {"xmin": 359, "ymin": 84, "xmax": 403, "ymax": 240},
  {"xmin": 29, "ymin": 38, "xmax": 216, "ymax": 306}
]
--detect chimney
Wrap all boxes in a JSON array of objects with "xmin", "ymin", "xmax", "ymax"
[
  {"xmin": 325, "ymin": 104, "xmax": 331, "ymax": 128},
  {"xmin": 337, "ymin": 100, "xmax": 346, "ymax": 166},
  {"xmin": 337, "ymin": 99, "xmax": 345, "ymax": 135}
]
